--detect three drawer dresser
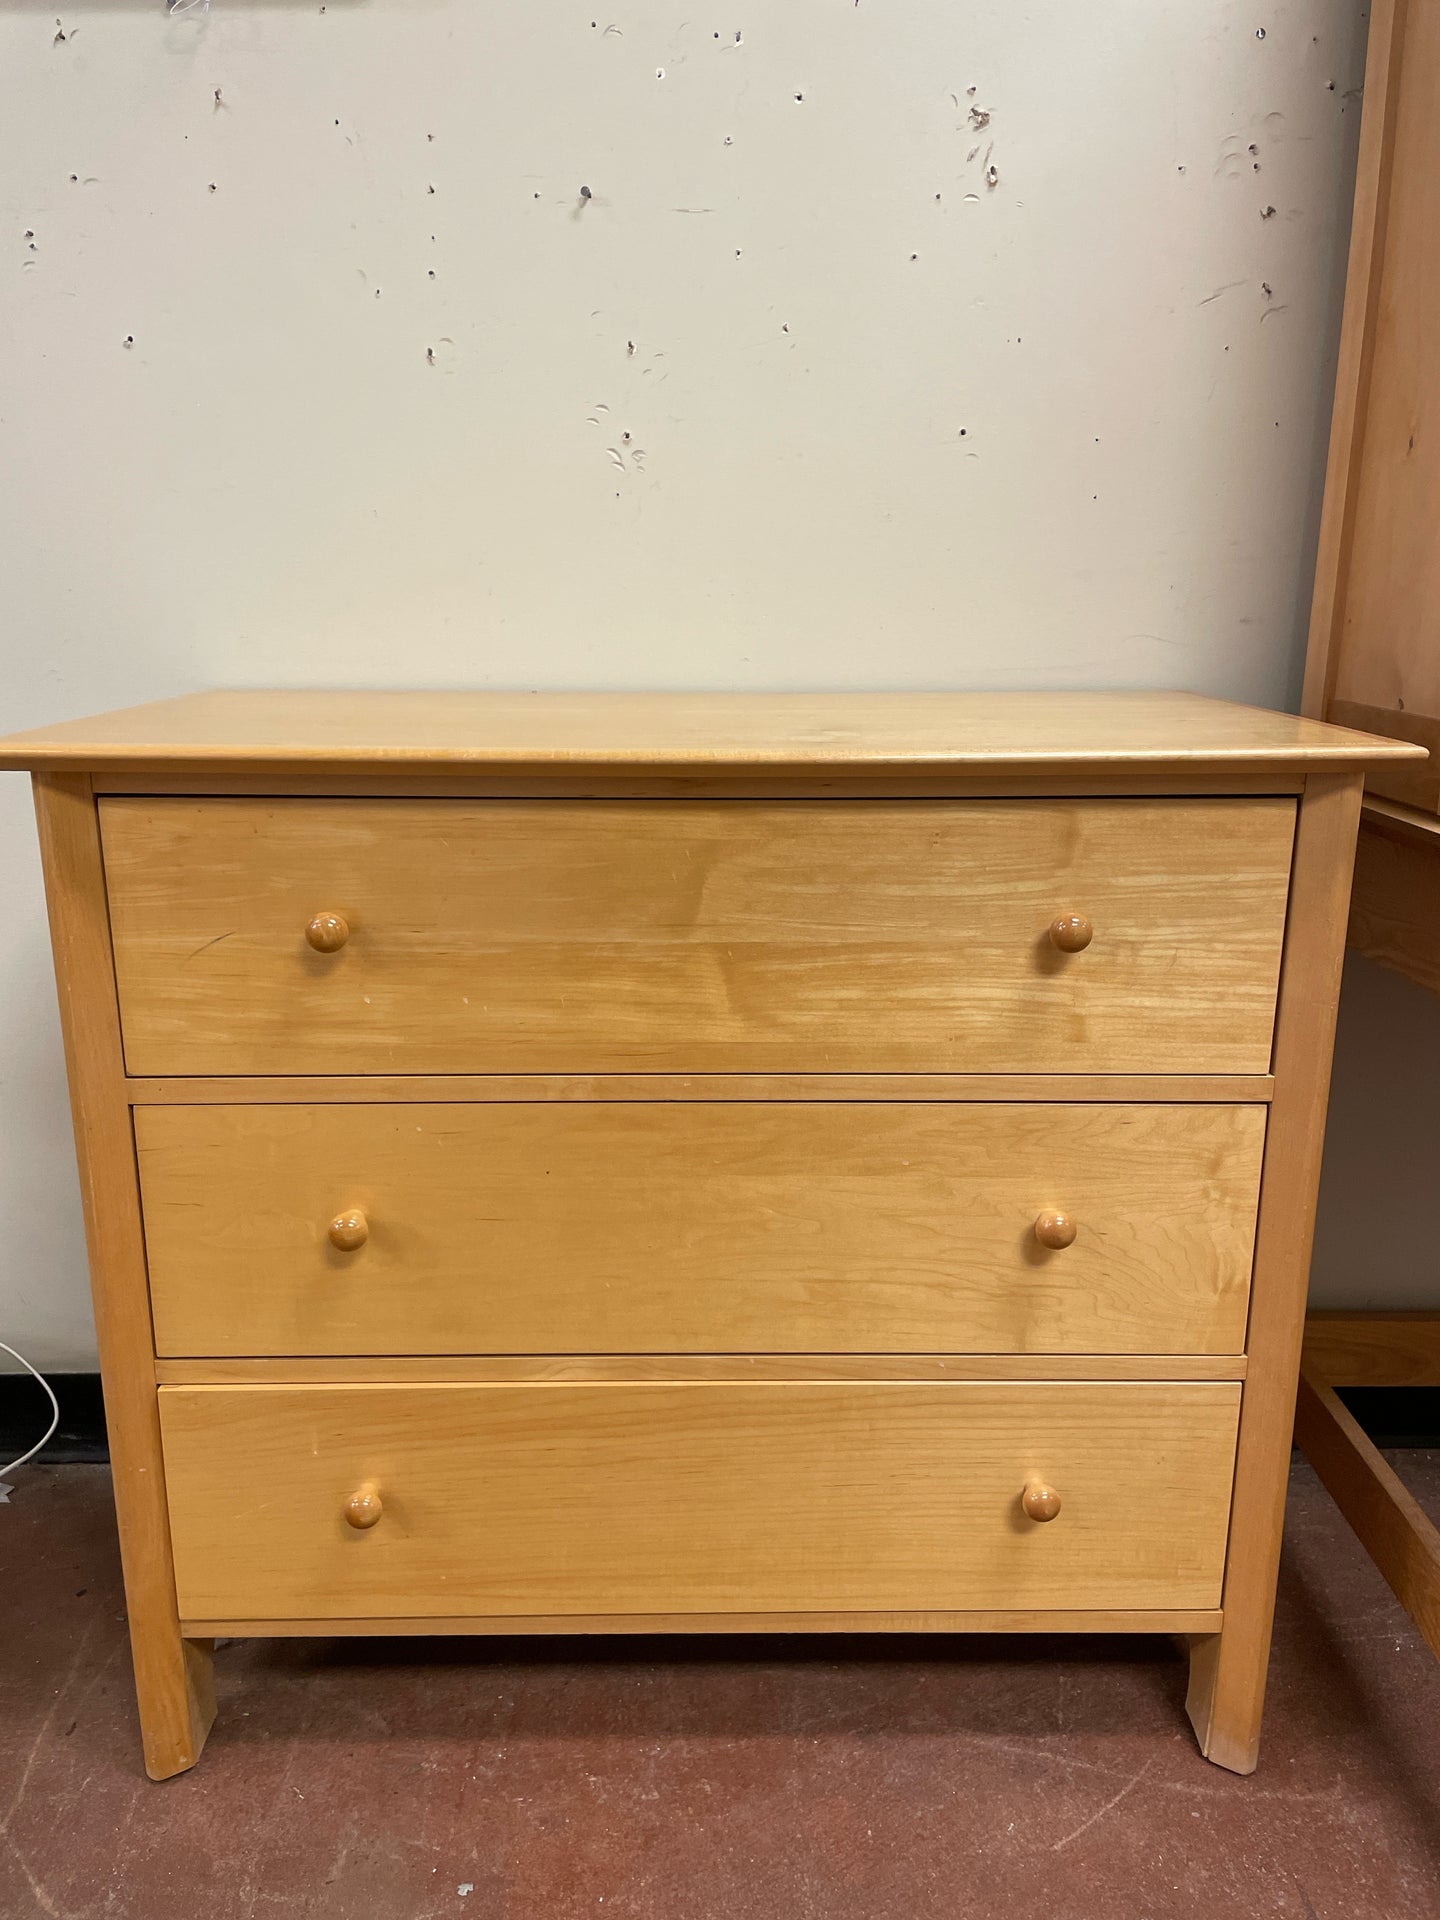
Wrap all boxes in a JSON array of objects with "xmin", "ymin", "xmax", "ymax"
[{"xmin": 0, "ymin": 690, "xmax": 1422, "ymax": 1779}]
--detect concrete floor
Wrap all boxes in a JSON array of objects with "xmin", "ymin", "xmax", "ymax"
[{"xmin": 1, "ymin": 1458, "xmax": 1437, "ymax": 1920}]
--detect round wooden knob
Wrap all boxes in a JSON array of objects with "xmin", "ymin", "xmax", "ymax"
[
  {"xmin": 1034, "ymin": 1208, "xmax": 1077, "ymax": 1250},
  {"xmin": 343, "ymin": 1481, "xmax": 383, "ymax": 1530},
  {"xmin": 1048, "ymin": 912, "xmax": 1093, "ymax": 953},
  {"xmin": 1022, "ymin": 1481, "xmax": 1062, "ymax": 1523},
  {"xmin": 328, "ymin": 1208, "xmax": 368, "ymax": 1253},
  {"xmin": 305, "ymin": 911, "xmax": 350, "ymax": 953}
]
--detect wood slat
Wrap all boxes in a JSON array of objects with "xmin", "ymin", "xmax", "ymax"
[
  {"xmin": 124, "ymin": 1072, "xmax": 1277, "ymax": 1105},
  {"xmin": 1303, "ymin": 1312, "xmax": 1440, "ymax": 1387},
  {"xmin": 1303, "ymin": 0, "xmax": 1410, "ymax": 726},
  {"xmin": 155, "ymin": 1355, "xmax": 1249, "ymax": 1385},
  {"xmin": 1294, "ymin": 1363, "xmax": 1440, "ymax": 1659},
  {"xmin": 1347, "ymin": 806, "xmax": 1440, "ymax": 997}
]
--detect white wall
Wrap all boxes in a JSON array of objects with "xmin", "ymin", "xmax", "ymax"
[{"xmin": 0, "ymin": 0, "xmax": 1384, "ymax": 1368}]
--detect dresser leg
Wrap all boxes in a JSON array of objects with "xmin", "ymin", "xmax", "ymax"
[
  {"xmin": 1184, "ymin": 1631, "xmax": 1260, "ymax": 1775},
  {"xmin": 131, "ymin": 1632, "xmax": 216, "ymax": 1781},
  {"xmin": 1186, "ymin": 773, "xmax": 1367, "ymax": 1777},
  {"xmin": 30, "ymin": 776, "xmax": 218, "ymax": 1782}
]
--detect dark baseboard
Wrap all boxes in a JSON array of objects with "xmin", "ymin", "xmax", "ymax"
[
  {"xmin": 0, "ymin": 1371, "xmax": 108, "ymax": 1464},
  {"xmin": 3, "ymin": 1374, "xmax": 1439, "ymax": 1472}
]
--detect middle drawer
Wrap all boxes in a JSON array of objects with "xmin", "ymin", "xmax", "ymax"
[{"xmin": 137, "ymin": 1102, "xmax": 1264, "ymax": 1356}]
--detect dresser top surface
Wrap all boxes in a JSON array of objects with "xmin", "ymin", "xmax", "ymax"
[{"xmin": 0, "ymin": 688, "xmax": 1424, "ymax": 777}]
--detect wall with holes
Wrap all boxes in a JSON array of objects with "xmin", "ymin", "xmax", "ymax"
[{"xmin": 0, "ymin": 1, "xmax": 1382, "ymax": 1365}]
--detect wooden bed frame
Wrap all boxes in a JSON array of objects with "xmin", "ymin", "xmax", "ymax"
[{"xmin": 1300, "ymin": 0, "xmax": 1440, "ymax": 1660}]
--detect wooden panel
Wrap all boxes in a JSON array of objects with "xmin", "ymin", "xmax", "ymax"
[
  {"xmin": 102, "ymin": 797, "xmax": 1297, "ymax": 1076},
  {"xmin": 0, "ymin": 687, "xmax": 1422, "ymax": 777},
  {"xmin": 1328, "ymin": 701, "xmax": 1439, "ymax": 814},
  {"xmin": 159, "ymin": 1382, "xmax": 1241, "ymax": 1618},
  {"xmin": 182, "ymin": 1608, "xmax": 1224, "ymax": 1638},
  {"xmin": 125, "ymin": 1072, "xmax": 1277, "ymax": 1104},
  {"xmin": 1303, "ymin": 0, "xmax": 1409, "ymax": 726},
  {"xmin": 1347, "ymin": 807, "xmax": 1440, "ymax": 997},
  {"xmin": 1294, "ymin": 1364, "xmax": 1440, "ymax": 1660},
  {"xmin": 138, "ymin": 1102, "xmax": 1265, "ymax": 1358},
  {"xmin": 156, "ymin": 1354, "xmax": 1248, "ymax": 1384},
  {"xmin": 1186, "ymin": 772, "xmax": 1364, "ymax": 1777},
  {"xmin": 1304, "ymin": 1311, "xmax": 1440, "ymax": 1388},
  {"xmin": 30, "ymin": 775, "xmax": 214, "ymax": 1782},
  {"xmin": 1327, "ymin": 0, "xmax": 1440, "ymax": 811}
]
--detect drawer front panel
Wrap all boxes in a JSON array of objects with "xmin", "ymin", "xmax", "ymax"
[
  {"xmin": 102, "ymin": 797, "xmax": 1295, "ymax": 1075},
  {"xmin": 159, "ymin": 1382, "xmax": 1241, "ymax": 1617},
  {"xmin": 138, "ymin": 1103, "xmax": 1264, "ymax": 1357}
]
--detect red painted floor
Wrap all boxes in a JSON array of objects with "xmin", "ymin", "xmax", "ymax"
[{"xmin": 2, "ymin": 1457, "xmax": 1438, "ymax": 1919}]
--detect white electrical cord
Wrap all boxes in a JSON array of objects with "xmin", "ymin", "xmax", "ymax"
[{"xmin": 0, "ymin": 1339, "xmax": 61, "ymax": 1488}]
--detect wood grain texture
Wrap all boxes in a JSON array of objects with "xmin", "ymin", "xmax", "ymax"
[
  {"xmin": 1324, "ymin": 0, "xmax": 1440, "ymax": 812},
  {"xmin": 1329, "ymin": 701, "xmax": 1439, "ymax": 813},
  {"xmin": 101, "ymin": 796, "xmax": 1297, "ymax": 1075},
  {"xmin": 1361, "ymin": 793, "xmax": 1440, "ymax": 843},
  {"xmin": 1294, "ymin": 1363, "xmax": 1440, "ymax": 1660},
  {"xmin": 1304, "ymin": 1311, "xmax": 1440, "ymax": 1388},
  {"xmin": 1186, "ymin": 772, "xmax": 1364, "ymax": 1776},
  {"xmin": 124, "ymin": 1072, "xmax": 1278, "ymax": 1104},
  {"xmin": 158, "ymin": 1381, "xmax": 1241, "ymax": 1618},
  {"xmin": 154, "ymin": 1354, "xmax": 1248, "ymax": 1384},
  {"xmin": 1347, "ymin": 806, "xmax": 1440, "ymax": 997},
  {"xmin": 137, "ymin": 1101, "xmax": 1265, "ymax": 1357},
  {"xmin": 181, "ymin": 1608, "xmax": 1224, "ymax": 1638},
  {"xmin": 30, "ymin": 774, "xmax": 214, "ymax": 1782},
  {"xmin": 1303, "ymin": 0, "xmax": 1409, "ymax": 726},
  {"xmin": 93, "ymin": 770, "xmax": 1311, "ymax": 800},
  {"xmin": 0, "ymin": 689, "xmax": 1421, "ymax": 777}
]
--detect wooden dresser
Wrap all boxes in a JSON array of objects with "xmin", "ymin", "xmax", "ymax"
[{"xmin": 0, "ymin": 690, "xmax": 1420, "ymax": 1780}]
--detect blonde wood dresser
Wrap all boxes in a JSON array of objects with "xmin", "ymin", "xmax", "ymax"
[{"xmin": 0, "ymin": 690, "xmax": 1422, "ymax": 1780}]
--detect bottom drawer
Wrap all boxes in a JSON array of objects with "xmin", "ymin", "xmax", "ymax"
[{"xmin": 160, "ymin": 1383, "xmax": 1240, "ymax": 1619}]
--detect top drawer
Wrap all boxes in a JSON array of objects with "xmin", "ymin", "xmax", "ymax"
[{"xmin": 101, "ymin": 797, "xmax": 1295, "ymax": 1076}]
